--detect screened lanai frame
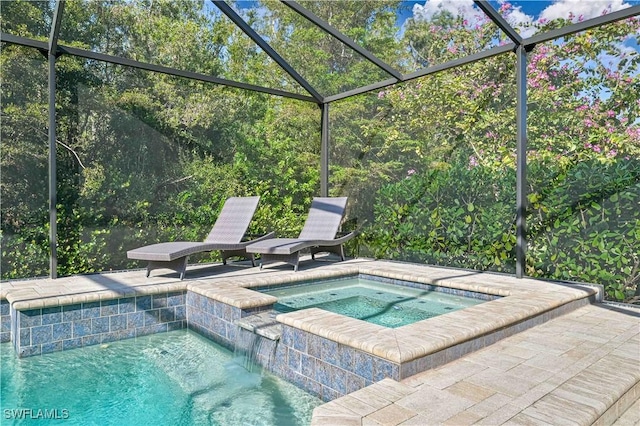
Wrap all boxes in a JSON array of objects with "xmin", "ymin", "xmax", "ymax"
[{"xmin": 1, "ymin": 0, "xmax": 639, "ymax": 280}]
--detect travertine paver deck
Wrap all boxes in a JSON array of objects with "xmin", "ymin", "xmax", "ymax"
[{"xmin": 311, "ymin": 303, "xmax": 640, "ymax": 426}]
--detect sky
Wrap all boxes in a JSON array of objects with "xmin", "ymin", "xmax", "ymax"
[{"xmin": 401, "ymin": 0, "xmax": 640, "ymax": 34}]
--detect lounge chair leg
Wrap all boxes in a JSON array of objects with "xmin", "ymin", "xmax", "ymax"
[
  {"xmin": 250, "ymin": 254, "xmax": 256, "ymax": 267},
  {"xmin": 178, "ymin": 257, "xmax": 188, "ymax": 280},
  {"xmin": 146, "ymin": 264, "xmax": 151, "ymax": 278}
]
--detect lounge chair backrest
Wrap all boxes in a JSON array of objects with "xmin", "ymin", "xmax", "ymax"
[
  {"xmin": 299, "ymin": 197, "xmax": 348, "ymax": 240},
  {"xmin": 204, "ymin": 196, "xmax": 260, "ymax": 244}
]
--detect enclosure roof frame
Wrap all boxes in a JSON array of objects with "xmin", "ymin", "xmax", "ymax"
[{"xmin": 2, "ymin": 1, "xmax": 638, "ymax": 104}]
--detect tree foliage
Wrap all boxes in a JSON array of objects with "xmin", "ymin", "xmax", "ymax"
[{"xmin": 1, "ymin": 1, "xmax": 638, "ymax": 303}]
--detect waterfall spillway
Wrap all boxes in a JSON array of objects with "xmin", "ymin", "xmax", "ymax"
[{"xmin": 233, "ymin": 310, "xmax": 281, "ymax": 373}]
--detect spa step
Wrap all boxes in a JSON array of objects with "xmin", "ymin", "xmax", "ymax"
[{"xmin": 236, "ymin": 310, "xmax": 282, "ymax": 341}]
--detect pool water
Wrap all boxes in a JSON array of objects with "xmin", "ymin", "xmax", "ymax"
[
  {"xmin": 263, "ymin": 277, "xmax": 485, "ymax": 328},
  {"xmin": 0, "ymin": 330, "xmax": 320, "ymax": 425}
]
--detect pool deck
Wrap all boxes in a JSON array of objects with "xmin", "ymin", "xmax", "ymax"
[{"xmin": 2, "ymin": 257, "xmax": 639, "ymax": 425}]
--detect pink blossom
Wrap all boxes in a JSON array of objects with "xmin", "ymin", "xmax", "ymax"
[
  {"xmin": 608, "ymin": 150, "xmax": 617, "ymax": 157},
  {"xmin": 592, "ymin": 145, "xmax": 601, "ymax": 153},
  {"xmin": 576, "ymin": 105, "xmax": 589, "ymax": 112},
  {"xmin": 377, "ymin": 91, "xmax": 385, "ymax": 99},
  {"xmin": 407, "ymin": 168, "xmax": 416, "ymax": 176},
  {"xmin": 607, "ymin": 110, "xmax": 615, "ymax": 117},
  {"xmin": 468, "ymin": 155, "xmax": 479, "ymax": 168}
]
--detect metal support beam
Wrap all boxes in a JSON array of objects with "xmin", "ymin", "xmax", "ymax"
[
  {"xmin": 474, "ymin": 0, "xmax": 522, "ymax": 45},
  {"xmin": 57, "ymin": 45, "xmax": 316, "ymax": 103},
  {"xmin": 49, "ymin": 1, "xmax": 65, "ymax": 53},
  {"xmin": 46, "ymin": 1, "xmax": 65, "ymax": 279},
  {"xmin": 523, "ymin": 5, "xmax": 640, "ymax": 48},
  {"xmin": 515, "ymin": 45, "xmax": 527, "ymax": 278},
  {"xmin": 213, "ymin": 0, "xmax": 324, "ymax": 103},
  {"xmin": 320, "ymin": 103, "xmax": 329, "ymax": 197},
  {"xmin": 48, "ymin": 53, "xmax": 58, "ymax": 279},
  {"xmin": 0, "ymin": 32, "xmax": 48, "ymax": 51},
  {"xmin": 403, "ymin": 43, "xmax": 516, "ymax": 82},
  {"xmin": 0, "ymin": 34, "xmax": 316, "ymax": 103},
  {"xmin": 283, "ymin": 1, "xmax": 402, "ymax": 81},
  {"xmin": 326, "ymin": 44, "xmax": 515, "ymax": 103}
]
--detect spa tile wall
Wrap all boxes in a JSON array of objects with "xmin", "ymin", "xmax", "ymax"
[
  {"xmin": 1, "ymin": 300, "xmax": 10, "ymax": 343},
  {"xmin": 185, "ymin": 291, "xmax": 271, "ymax": 350}
]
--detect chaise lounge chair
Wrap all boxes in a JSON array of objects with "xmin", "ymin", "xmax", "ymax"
[
  {"xmin": 246, "ymin": 197, "xmax": 356, "ymax": 272},
  {"xmin": 127, "ymin": 196, "xmax": 274, "ymax": 279}
]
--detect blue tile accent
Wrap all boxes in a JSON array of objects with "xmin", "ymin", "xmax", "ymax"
[
  {"xmin": 337, "ymin": 344, "xmax": 354, "ymax": 370},
  {"xmin": 281, "ymin": 326, "xmax": 294, "ymax": 347},
  {"xmin": 320, "ymin": 338, "xmax": 338, "ymax": 366},
  {"xmin": 118, "ymin": 298, "xmax": 136, "ymax": 314},
  {"xmin": 159, "ymin": 308, "xmax": 175, "ymax": 323},
  {"xmin": 144, "ymin": 310, "xmax": 160, "ymax": 326},
  {"xmin": 301, "ymin": 354, "xmax": 315, "ymax": 378},
  {"xmin": 82, "ymin": 302, "xmax": 101, "ymax": 319},
  {"xmin": 152, "ymin": 294, "xmax": 168, "ymax": 309},
  {"xmin": 82, "ymin": 335, "xmax": 101, "ymax": 346},
  {"xmin": 32, "ymin": 325, "xmax": 53, "ymax": 345},
  {"xmin": 19, "ymin": 328, "xmax": 30, "ymax": 346},
  {"xmin": 0, "ymin": 332, "xmax": 10, "ymax": 343},
  {"xmin": 167, "ymin": 321, "xmax": 183, "ymax": 331},
  {"xmin": 41, "ymin": 307, "xmax": 62, "ymax": 325},
  {"xmin": 136, "ymin": 296, "xmax": 152, "ymax": 311},
  {"xmin": 307, "ymin": 334, "xmax": 321, "ymax": 358},
  {"xmin": 293, "ymin": 329, "xmax": 308, "ymax": 352},
  {"xmin": 127, "ymin": 312, "xmax": 145, "ymax": 328},
  {"xmin": 353, "ymin": 351, "xmax": 374, "ymax": 382},
  {"xmin": 167, "ymin": 292, "xmax": 184, "ymax": 307},
  {"xmin": 41, "ymin": 341, "xmax": 63, "ymax": 354},
  {"xmin": 0, "ymin": 300, "xmax": 9, "ymax": 316},
  {"xmin": 315, "ymin": 361, "xmax": 332, "ymax": 387},
  {"xmin": 1, "ymin": 316, "xmax": 11, "ymax": 333},
  {"xmin": 63, "ymin": 338, "xmax": 82, "ymax": 350},
  {"xmin": 52, "ymin": 322, "xmax": 72, "ymax": 341},
  {"xmin": 19, "ymin": 346, "xmax": 41, "ymax": 357},
  {"xmin": 331, "ymin": 366, "xmax": 347, "ymax": 394},
  {"xmin": 321, "ymin": 386, "xmax": 338, "ymax": 402},
  {"xmin": 288, "ymin": 348, "xmax": 301, "ymax": 372},
  {"xmin": 101, "ymin": 332, "xmax": 121, "ymax": 343},
  {"xmin": 62, "ymin": 304, "xmax": 82, "ymax": 322},
  {"xmin": 110, "ymin": 314, "xmax": 128, "ymax": 331},
  {"xmin": 175, "ymin": 305, "xmax": 186, "ymax": 321},
  {"xmin": 92, "ymin": 317, "xmax": 110, "ymax": 334},
  {"xmin": 100, "ymin": 300, "xmax": 119, "ymax": 316},
  {"xmin": 373, "ymin": 358, "xmax": 398, "ymax": 381},
  {"xmin": 73, "ymin": 319, "xmax": 92, "ymax": 337},
  {"xmin": 346, "ymin": 372, "xmax": 366, "ymax": 394},
  {"xmin": 20, "ymin": 309, "xmax": 42, "ymax": 328},
  {"xmin": 137, "ymin": 324, "xmax": 167, "ymax": 337}
]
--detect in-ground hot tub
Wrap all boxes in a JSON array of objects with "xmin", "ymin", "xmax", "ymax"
[{"xmin": 260, "ymin": 275, "xmax": 494, "ymax": 328}]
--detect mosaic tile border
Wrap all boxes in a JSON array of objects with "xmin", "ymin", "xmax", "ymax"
[{"xmin": 12, "ymin": 292, "xmax": 186, "ymax": 357}]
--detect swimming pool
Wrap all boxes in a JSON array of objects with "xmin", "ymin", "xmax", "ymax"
[
  {"xmin": 261, "ymin": 276, "xmax": 487, "ymax": 328},
  {"xmin": 0, "ymin": 330, "xmax": 320, "ymax": 425}
]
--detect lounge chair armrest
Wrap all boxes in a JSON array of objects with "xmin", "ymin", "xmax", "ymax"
[
  {"xmin": 313, "ymin": 230, "xmax": 357, "ymax": 246},
  {"xmin": 244, "ymin": 231, "xmax": 276, "ymax": 243}
]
